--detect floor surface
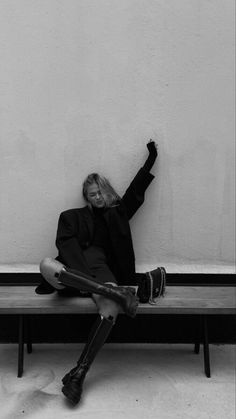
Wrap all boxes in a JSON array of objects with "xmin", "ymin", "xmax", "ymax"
[{"xmin": 0, "ymin": 343, "xmax": 235, "ymax": 419}]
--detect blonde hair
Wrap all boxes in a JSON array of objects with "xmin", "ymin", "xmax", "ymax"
[{"xmin": 82, "ymin": 173, "xmax": 121, "ymax": 208}]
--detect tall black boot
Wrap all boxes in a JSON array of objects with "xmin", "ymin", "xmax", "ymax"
[
  {"xmin": 62, "ymin": 314, "xmax": 114, "ymax": 405},
  {"xmin": 62, "ymin": 313, "xmax": 109, "ymax": 385},
  {"xmin": 56, "ymin": 268, "xmax": 139, "ymax": 318}
]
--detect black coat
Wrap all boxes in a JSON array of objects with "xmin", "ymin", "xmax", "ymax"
[{"xmin": 55, "ymin": 167, "xmax": 154, "ymax": 285}]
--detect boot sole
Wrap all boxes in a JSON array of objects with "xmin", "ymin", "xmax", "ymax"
[
  {"xmin": 120, "ymin": 289, "xmax": 139, "ymax": 318},
  {"xmin": 62, "ymin": 383, "xmax": 82, "ymax": 405},
  {"xmin": 62, "ymin": 372, "xmax": 70, "ymax": 385},
  {"xmin": 126, "ymin": 299, "xmax": 139, "ymax": 317}
]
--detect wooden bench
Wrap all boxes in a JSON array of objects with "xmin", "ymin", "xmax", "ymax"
[{"xmin": 0, "ymin": 276, "xmax": 235, "ymax": 379}]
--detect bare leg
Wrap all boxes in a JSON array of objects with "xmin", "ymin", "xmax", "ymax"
[
  {"xmin": 41, "ymin": 262, "xmax": 138, "ymax": 318},
  {"xmin": 39, "ymin": 257, "xmax": 66, "ymax": 290},
  {"xmin": 92, "ymin": 282, "xmax": 120, "ymax": 320},
  {"xmin": 40, "ymin": 259, "xmax": 122, "ymax": 319}
]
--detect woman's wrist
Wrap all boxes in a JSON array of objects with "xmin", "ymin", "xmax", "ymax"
[
  {"xmin": 147, "ymin": 140, "xmax": 158, "ymax": 158},
  {"xmin": 143, "ymin": 140, "xmax": 158, "ymax": 172}
]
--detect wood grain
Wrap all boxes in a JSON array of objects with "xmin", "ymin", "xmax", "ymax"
[{"xmin": 0, "ymin": 286, "xmax": 235, "ymax": 315}]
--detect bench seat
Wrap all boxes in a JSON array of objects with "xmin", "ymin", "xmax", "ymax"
[
  {"xmin": 0, "ymin": 262, "xmax": 235, "ymax": 274},
  {"xmin": 0, "ymin": 285, "xmax": 235, "ymax": 315}
]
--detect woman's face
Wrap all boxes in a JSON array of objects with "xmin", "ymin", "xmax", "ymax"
[{"xmin": 86, "ymin": 183, "xmax": 105, "ymax": 208}]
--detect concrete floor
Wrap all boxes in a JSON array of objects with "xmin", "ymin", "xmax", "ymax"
[{"xmin": 0, "ymin": 343, "xmax": 235, "ymax": 419}]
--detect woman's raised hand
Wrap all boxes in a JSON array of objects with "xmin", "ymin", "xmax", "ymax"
[
  {"xmin": 146, "ymin": 140, "xmax": 158, "ymax": 157},
  {"xmin": 142, "ymin": 140, "xmax": 158, "ymax": 172}
]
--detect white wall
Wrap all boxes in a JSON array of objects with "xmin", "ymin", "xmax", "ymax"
[{"xmin": 0, "ymin": 0, "xmax": 235, "ymax": 265}]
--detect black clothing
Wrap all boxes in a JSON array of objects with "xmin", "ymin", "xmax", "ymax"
[
  {"xmin": 92, "ymin": 207, "xmax": 110, "ymax": 250},
  {"xmin": 55, "ymin": 167, "xmax": 154, "ymax": 286},
  {"xmin": 83, "ymin": 246, "xmax": 117, "ymax": 285},
  {"xmin": 143, "ymin": 141, "xmax": 158, "ymax": 172}
]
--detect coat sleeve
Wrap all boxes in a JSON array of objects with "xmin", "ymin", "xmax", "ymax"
[
  {"xmin": 121, "ymin": 167, "xmax": 155, "ymax": 220},
  {"xmin": 55, "ymin": 211, "xmax": 93, "ymax": 275}
]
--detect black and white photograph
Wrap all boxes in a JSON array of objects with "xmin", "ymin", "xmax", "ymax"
[{"xmin": 0, "ymin": 1, "xmax": 235, "ymax": 418}]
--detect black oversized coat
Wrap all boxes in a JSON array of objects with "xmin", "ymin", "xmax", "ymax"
[{"xmin": 55, "ymin": 167, "xmax": 154, "ymax": 285}]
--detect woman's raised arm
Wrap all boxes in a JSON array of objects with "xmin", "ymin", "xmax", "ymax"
[{"xmin": 121, "ymin": 140, "xmax": 158, "ymax": 219}]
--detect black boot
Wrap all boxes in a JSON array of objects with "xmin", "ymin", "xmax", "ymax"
[
  {"xmin": 62, "ymin": 315, "xmax": 114, "ymax": 405},
  {"xmin": 56, "ymin": 268, "xmax": 139, "ymax": 318},
  {"xmin": 62, "ymin": 313, "xmax": 108, "ymax": 386},
  {"xmin": 35, "ymin": 277, "xmax": 55, "ymax": 294}
]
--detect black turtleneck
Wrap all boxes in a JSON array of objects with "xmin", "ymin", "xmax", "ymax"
[{"xmin": 92, "ymin": 206, "xmax": 110, "ymax": 250}]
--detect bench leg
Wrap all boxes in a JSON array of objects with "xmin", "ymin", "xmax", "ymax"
[
  {"xmin": 194, "ymin": 317, "xmax": 201, "ymax": 354},
  {"xmin": 25, "ymin": 316, "xmax": 32, "ymax": 354},
  {"xmin": 194, "ymin": 341, "xmax": 200, "ymax": 354},
  {"xmin": 18, "ymin": 315, "xmax": 24, "ymax": 378},
  {"xmin": 203, "ymin": 315, "xmax": 211, "ymax": 378}
]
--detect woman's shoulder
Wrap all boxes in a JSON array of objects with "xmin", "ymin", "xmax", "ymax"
[{"xmin": 106, "ymin": 201, "xmax": 127, "ymax": 216}]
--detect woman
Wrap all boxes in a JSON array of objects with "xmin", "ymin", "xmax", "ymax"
[{"xmin": 39, "ymin": 140, "xmax": 158, "ymax": 405}]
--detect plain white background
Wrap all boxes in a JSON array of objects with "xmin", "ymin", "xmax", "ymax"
[{"xmin": 0, "ymin": 0, "xmax": 235, "ymax": 265}]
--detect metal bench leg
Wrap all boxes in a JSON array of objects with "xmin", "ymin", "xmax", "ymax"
[
  {"xmin": 194, "ymin": 341, "xmax": 200, "ymax": 354},
  {"xmin": 25, "ymin": 316, "xmax": 32, "ymax": 354},
  {"xmin": 194, "ymin": 316, "xmax": 201, "ymax": 354},
  {"xmin": 203, "ymin": 315, "xmax": 211, "ymax": 378},
  {"xmin": 18, "ymin": 315, "xmax": 24, "ymax": 378}
]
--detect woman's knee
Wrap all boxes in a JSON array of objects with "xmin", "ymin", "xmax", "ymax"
[
  {"xmin": 92, "ymin": 294, "xmax": 120, "ymax": 320},
  {"xmin": 39, "ymin": 257, "xmax": 64, "ymax": 277},
  {"xmin": 101, "ymin": 304, "xmax": 119, "ymax": 320}
]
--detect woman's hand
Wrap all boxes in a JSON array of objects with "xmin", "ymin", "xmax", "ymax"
[
  {"xmin": 143, "ymin": 140, "xmax": 158, "ymax": 172},
  {"xmin": 147, "ymin": 140, "xmax": 158, "ymax": 157}
]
